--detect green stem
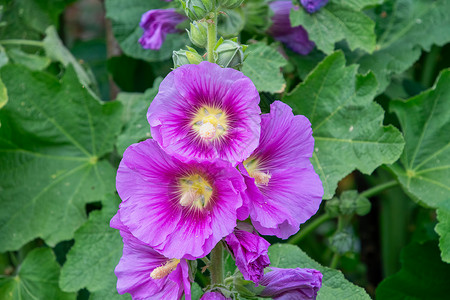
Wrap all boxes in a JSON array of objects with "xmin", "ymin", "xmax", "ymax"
[
  {"xmin": 329, "ymin": 252, "xmax": 340, "ymax": 269},
  {"xmin": 210, "ymin": 242, "xmax": 224, "ymax": 285},
  {"xmin": 288, "ymin": 213, "xmax": 332, "ymax": 245},
  {"xmin": 0, "ymin": 39, "xmax": 44, "ymax": 47},
  {"xmin": 360, "ymin": 180, "xmax": 398, "ymax": 198},
  {"xmin": 206, "ymin": 12, "xmax": 217, "ymax": 63}
]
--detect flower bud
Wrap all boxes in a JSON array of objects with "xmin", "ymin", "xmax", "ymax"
[
  {"xmin": 172, "ymin": 47, "xmax": 204, "ymax": 68},
  {"xmin": 214, "ymin": 38, "xmax": 246, "ymax": 68},
  {"xmin": 188, "ymin": 21, "xmax": 208, "ymax": 48},
  {"xmin": 181, "ymin": 0, "xmax": 216, "ymax": 20},
  {"xmin": 218, "ymin": 0, "xmax": 244, "ymax": 9}
]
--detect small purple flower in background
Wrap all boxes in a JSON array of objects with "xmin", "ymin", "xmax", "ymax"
[
  {"xmin": 268, "ymin": 1, "xmax": 315, "ymax": 55},
  {"xmin": 110, "ymin": 213, "xmax": 192, "ymax": 300},
  {"xmin": 139, "ymin": 8, "xmax": 186, "ymax": 50},
  {"xmin": 300, "ymin": 0, "xmax": 329, "ymax": 13},
  {"xmin": 201, "ymin": 292, "xmax": 231, "ymax": 299},
  {"xmin": 258, "ymin": 267, "xmax": 322, "ymax": 299},
  {"xmin": 148, "ymin": 61, "xmax": 261, "ymax": 165},
  {"xmin": 115, "ymin": 139, "xmax": 246, "ymax": 260},
  {"xmin": 238, "ymin": 101, "xmax": 323, "ymax": 239},
  {"xmin": 224, "ymin": 222, "xmax": 270, "ymax": 283}
]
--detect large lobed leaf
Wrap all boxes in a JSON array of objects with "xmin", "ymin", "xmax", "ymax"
[
  {"xmin": 389, "ymin": 69, "xmax": 450, "ymax": 262},
  {"xmin": 269, "ymin": 244, "xmax": 371, "ymax": 299},
  {"xmin": 241, "ymin": 42, "xmax": 288, "ymax": 94},
  {"xmin": 59, "ymin": 195, "xmax": 129, "ymax": 299},
  {"xmin": 284, "ymin": 51, "xmax": 404, "ymax": 198},
  {"xmin": 0, "ymin": 248, "xmax": 75, "ymax": 300},
  {"xmin": 351, "ymin": 0, "xmax": 450, "ymax": 93},
  {"xmin": 290, "ymin": 2, "xmax": 376, "ymax": 55},
  {"xmin": 105, "ymin": 0, "xmax": 189, "ymax": 62},
  {"xmin": 376, "ymin": 241, "xmax": 450, "ymax": 299},
  {"xmin": 0, "ymin": 65, "xmax": 123, "ymax": 251}
]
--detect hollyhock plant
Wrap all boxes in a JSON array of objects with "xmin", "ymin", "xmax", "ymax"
[
  {"xmin": 268, "ymin": 1, "xmax": 315, "ymax": 55},
  {"xmin": 110, "ymin": 213, "xmax": 191, "ymax": 300},
  {"xmin": 147, "ymin": 61, "xmax": 261, "ymax": 165},
  {"xmin": 224, "ymin": 222, "xmax": 270, "ymax": 283},
  {"xmin": 139, "ymin": 8, "xmax": 187, "ymax": 50},
  {"xmin": 238, "ymin": 101, "xmax": 323, "ymax": 239},
  {"xmin": 300, "ymin": 0, "xmax": 329, "ymax": 13},
  {"xmin": 115, "ymin": 139, "xmax": 246, "ymax": 260},
  {"xmin": 258, "ymin": 267, "xmax": 322, "ymax": 299}
]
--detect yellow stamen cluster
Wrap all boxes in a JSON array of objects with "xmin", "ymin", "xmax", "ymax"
[
  {"xmin": 191, "ymin": 106, "xmax": 228, "ymax": 140},
  {"xmin": 244, "ymin": 157, "xmax": 272, "ymax": 186},
  {"xmin": 150, "ymin": 259, "xmax": 181, "ymax": 279},
  {"xmin": 178, "ymin": 174, "xmax": 213, "ymax": 209}
]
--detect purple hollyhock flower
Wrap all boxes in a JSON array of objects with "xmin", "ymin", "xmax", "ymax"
[
  {"xmin": 110, "ymin": 213, "xmax": 191, "ymax": 300},
  {"xmin": 258, "ymin": 267, "xmax": 322, "ymax": 300},
  {"xmin": 224, "ymin": 222, "xmax": 270, "ymax": 283},
  {"xmin": 238, "ymin": 101, "xmax": 323, "ymax": 239},
  {"xmin": 201, "ymin": 292, "xmax": 231, "ymax": 299},
  {"xmin": 139, "ymin": 8, "xmax": 186, "ymax": 50},
  {"xmin": 268, "ymin": 1, "xmax": 315, "ymax": 55},
  {"xmin": 147, "ymin": 61, "xmax": 261, "ymax": 165},
  {"xmin": 115, "ymin": 139, "xmax": 246, "ymax": 260},
  {"xmin": 300, "ymin": 0, "xmax": 329, "ymax": 13}
]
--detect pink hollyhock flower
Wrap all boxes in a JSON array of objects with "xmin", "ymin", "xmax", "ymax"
[
  {"xmin": 258, "ymin": 267, "xmax": 322, "ymax": 299},
  {"xmin": 139, "ymin": 8, "xmax": 186, "ymax": 50},
  {"xmin": 115, "ymin": 139, "xmax": 246, "ymax": 260},
  {"xmin": 110, "ymin": 213, "xmax": 192, "ymax": 300},
  {"xmin": 201, "ymin": 292, "xmax": 231, "ymax": 299},
  {"xmin": 301, "ymin": 0, "xmax": 329, "ymax": 13},
  {"xmin": 224, "ymin": 222, "xmax": 270, "ymax": 283},
  {"xmin": 147, "ymin": 61, "xmax": 261, "ymax": 166},
  {"xmin": 268, "ymin": 1, "xmax": 315, "ymax": 55},
  {"xmin": 238, "ymin": 101, "xmax": 323, "ymax": 239}
]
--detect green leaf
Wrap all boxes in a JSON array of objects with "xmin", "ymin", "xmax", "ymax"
[
  {"xmin": 333, "ymin": 0, "xmax": 383, "ymax": 10},
  {"xmin": 0, "ymin": 248, "xmax": 76, "ymax": 300},
  {"xmin": 105, "ymin": 0, "xmax": 189, "ymax": 62},
  {"xmin": 242, "ymin": 42, "xmax": 287, "ymax": 93},
  {"xmin": 268, "ymin": 244, "xmax": 371, "ymax": 300},
  {"xmin": 376, "ymin": 241, "xmax": 450, "ymax": 299},
  {"xmin": 284, "ymin": 51, "xmax": 404, "ymax": 198},
  {"xmin": 0, "ymin": 77, "xmax": 7, "ymax": 109},
  {"xmin": 218, "ymin": 8, "xmax": 245, "ymax": 38},
  {"xmin": 0, "ymin": 65, "xmax": 123, "ymax": 251},
  {"xmin": 290, "ymin": 3, "xmax": 376, "ymax": 54},
  {"xmin": 351, "ymin": 0, "xmax": 450, "ymax": 93},
  {"xmin": 43, "ymin": 27, "xmax": 96, "ymax": 95},
  {"xmin": 191, "ymin": 282, "xmax": 203, "ymax": 300},
  {"xmin": 389, "ymin": 69, "xmax": 450, "ymax": 209},
  {"xmin": 436, "ymin": 204, "xmax": 450, "ymax": 263},
  {"xmin": 59, "ymin": 196, "xmax": 129, "ymax": 299},
  {"xmin": 115, "ymin": 79, "xmax": 162, "ymax": 155},
  {"xmin": 6, "ymin": 48, "xmax": 51, "ymax": 71}
]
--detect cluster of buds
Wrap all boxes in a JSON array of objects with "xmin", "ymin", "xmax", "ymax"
[{"xmin": 174, "ymin": 0, "xmax": 247, "ymax": 69}]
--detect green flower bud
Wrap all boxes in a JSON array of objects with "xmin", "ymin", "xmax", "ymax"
[
  {"xmin": 219, "ymin": 0, "xmax": 244, "ymax": 9},
  {"xmin": 181, "ymin": 0, "xmax": 216, "ymax": 21},
  {"xmin": 325, "ymin": 190, "xmax": 372, "ymax": 217},
  {"xmin": 329, "ymin": 230, "xmax": 354, "ymax": 254},
  {"xmin": 214, "ymin": 38, "xmax": 246, "ymax": 69},
  {"xmin": 173, "ymin": 47, "xmax": 204, "ymax": 68},
  {"xmin": 243, "ymin": 0, "xmax": 272, "ymax": 34},
  {"xmin": 188, "ymin": 21, "xmax": 208, "ymax": 48},
  {"xmin": 325, "ymin": 197, "xmax": 340, "ymax": 217}
]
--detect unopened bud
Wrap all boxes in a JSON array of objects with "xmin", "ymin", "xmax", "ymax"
[
  {"xmin": 173, "ymin": 47, "xmax": 204, "ymax": 68},
  {"xmin": 214, "ymin": 38, "xmax": 246, "ymax": 68},
  {"xmin": 181, "ymin": 0, "xmax": 216, "ymax": 20},
  {"xmin": 219, "ymin": 0, "xmax": 244, "ymax": 9},
  {"xmin": 188, "ymin": 21, "xmax": 208, "ymax": 48}
]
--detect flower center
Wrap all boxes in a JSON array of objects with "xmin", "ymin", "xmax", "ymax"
[
  {"xmin": 191, "ymin": 106, "xmax": 228, "ymax": 140},
  {"xmin": 244, "ymin": 157, "xmax": 272, "ymax": 186},
  {"xmin": 178, "ymin": 174, "xmax": 213, "ymax": 209},
  {"xmin": 150, "ymin": 259, "xmax": 180, "ymax": 279}
]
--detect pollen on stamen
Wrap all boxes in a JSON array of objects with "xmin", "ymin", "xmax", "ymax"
[
  {"xmin": 150, "ymin": 259, "xmax": 180, "ymax": 279},
  {"xmin": 179, "ymin": 189, "xmax": 198, "ymax": 207},
  {"xmin": 251, "ymin": 171, "xmax": 272, "ymax": 186},
  {"xmin": 198, "ymin": 122, "xmax": 216, "ymax": 140}
]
